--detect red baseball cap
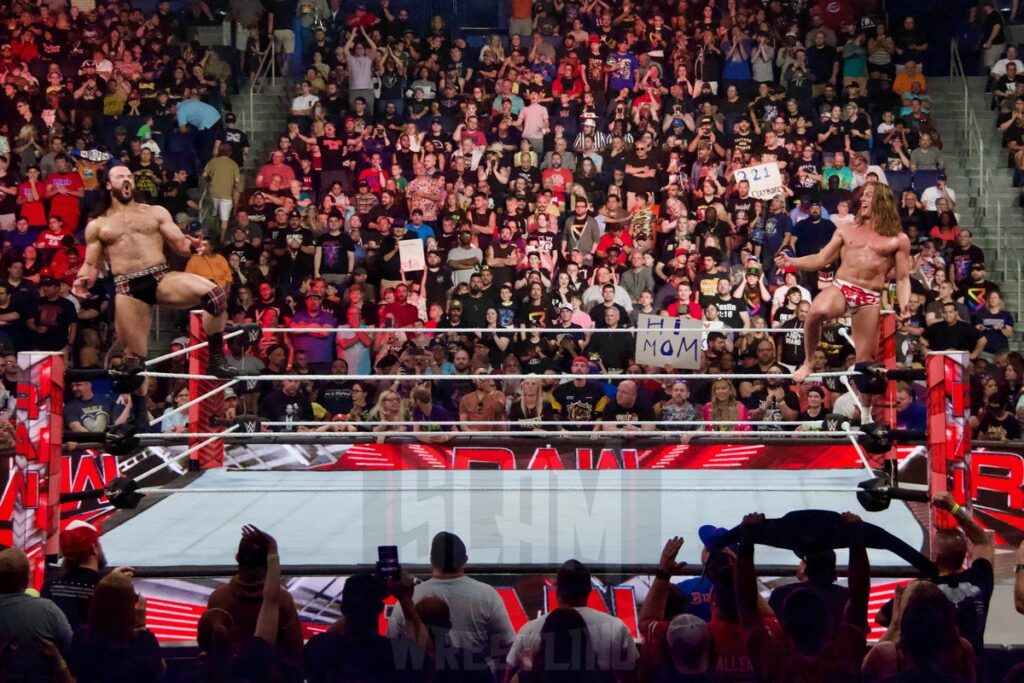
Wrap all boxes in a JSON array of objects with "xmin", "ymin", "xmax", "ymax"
[
  {"xmin": 60, "ymin": 520, "xmax": 100, "ymax": 560},
  {"xmin": 573, "ymin": 355, "xmax": 590, "ymax": 365}
]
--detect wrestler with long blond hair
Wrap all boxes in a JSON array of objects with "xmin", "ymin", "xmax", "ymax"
[{"xmin": 775, "ymin": 181, "xmax": 911, "ymax": 383}]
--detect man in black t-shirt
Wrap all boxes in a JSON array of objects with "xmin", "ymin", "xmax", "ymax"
[
  {"xmin": 598, "ymin": 379, "xmax": 655, "ymax": 432},
  {"xmin": 624, "ymin": 139, "xmax": 660, "ymax": 201},
  {"xmin": 948, "ymin": 230, "xmax": 986, "ymax": 285},
  {"xmin": 423, "ymin": 250, "xmax": 452, "ymax": 308},
  {"xmin": 585, "ymin": 307, "xmax": 634, "ymax": 370},
  {"xmin": 0, "ymin": 282, "xmax": 25, "ymax": 351},
  {"xmin": 214, "ymin": 113, "xmax": 250, "ymax": 166},
  {"xmin": 259, "ymin": 377, "xmax": 315, "ymax": 431},
  {"xmin": 41, "ymin": 521, "xmax": 105, "ymax": 632},
  {"xmin": 745, "ymin": 366, "xmax": 801, "ymax": 431},
  {"xmin": 956, "ymin": 262, "xmax": 1000, "ymax": 315},
  {"xmin": 705, "ymin": 278, "xmax": 749, "ymax": 329},
  {"xmin": 317, "ymin": 124, "xmax": 347, "ymax": 170},
  {"xmin": 318, "ymin": 370, "xmax": 355, "ymax": 416},
  {"xmin": 552, "ymin": 356, "xmax": 609, "ymax": 430},
  {"xmin": 779, "ymin": 302, "xmax": 809, "ymax": 368},
  {"xmin": 693, "ymin": 206, "xmax": 730, "ymax": 253},
  {"xmin": 27, "ymin": 274, "xmax": 76, "ymax": 352},
  {"xmin": 314, "ymin": 213, "xmax": 354, "ymax": 284},
  {"xmin": 922, "ymin": 303, "xmax": 986, "ymax": 358},
  {"xmin": 220, "ymin": 227, "xmax": 261, "ymax": 269}
]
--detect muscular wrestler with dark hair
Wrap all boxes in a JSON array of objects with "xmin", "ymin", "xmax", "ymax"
[{"xmin": 73, "ymin": 165, "xmax": 240, "ymax": 429}]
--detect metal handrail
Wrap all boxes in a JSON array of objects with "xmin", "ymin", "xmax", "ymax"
[
  {"xmin": 950, "ymin": 39, "xmax": 1000, "ymax": 271},
  {"xmin": 246, "ymin": 39, "xmax": 277, "ymax": 132},
  {"xmin": 196, "ymin": 184, "xmax": 208, "ymax": 224},
  {"xmin": 950, "ymin": 39, "xmax": 967, "ymax": 133}
]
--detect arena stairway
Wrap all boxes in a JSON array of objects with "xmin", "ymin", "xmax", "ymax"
[{"xmin": 931, "ymin": 74, "xmax": 1024, "ymax": 352}]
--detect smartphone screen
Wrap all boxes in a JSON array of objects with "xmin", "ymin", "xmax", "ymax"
[{"xmin": 377, "ymin": 545, "xmax": 400, "ymax": 581}]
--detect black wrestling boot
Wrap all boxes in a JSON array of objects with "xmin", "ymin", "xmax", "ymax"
[
  {"xmin": 129, "ymin": 391, "xmax": 150, "ymax": 431},
  {"xmin": 205, "ymin": 332, "xmax": 242, "ymax": 378},
  {"xmin": 102, "ymin": 393, "xmax": 146, "ymax": 455}
]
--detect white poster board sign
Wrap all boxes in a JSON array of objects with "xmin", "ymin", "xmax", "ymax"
[
  {"xmin": 635, "ymin": 314, "xmax": 705, "ymax": 370},
  {"xmin": 399, "ymin": 239, "xmax": 426, "ymax": 272},
  {"xmin": 733, "ymin": 162, "xmax": 784, "ymax": 200}
]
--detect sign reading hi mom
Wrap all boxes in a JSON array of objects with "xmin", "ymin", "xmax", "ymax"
[{"xmin": 635, "ymin": 314, "xmax": 705, "ymax": 369}]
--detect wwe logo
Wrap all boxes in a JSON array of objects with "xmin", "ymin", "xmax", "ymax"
[{"xmin": 236, "ymin": 416, "xmax": 260, "ymax": 433}]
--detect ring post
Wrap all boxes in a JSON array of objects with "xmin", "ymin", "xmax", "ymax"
[
  {"xmin": 925, "ymin": 351, "xmax": 971, "ymax": 554},
  {"xmin": 188, "ymin": 311, "xmax": 225, "ymax": 469},
  {"xmin": 11, "ymin": 352, "xmax": 64, "ymax": 589},
  {"xmin": 876, "ymin": 312, "xmax": 898, "ymax": 463}
]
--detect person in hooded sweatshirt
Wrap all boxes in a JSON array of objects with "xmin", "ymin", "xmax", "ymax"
[{"xmin": 206, "ymin": 527, "xmax": 305, "ymax": 680}]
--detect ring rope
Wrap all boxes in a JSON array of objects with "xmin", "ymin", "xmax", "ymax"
[
  {"xmin": 258, "ymin": 326, "xmax": 807, "ymax": 335},
  {"xmin": 152, "ymin": 379, "xmax": 240, "ymax": 427},
  {"xmin": 145, "ymin": 328, "xmax": 247, "ymax": 366},
  {"xmin": 258, "ymin": 419, "xmax": 825, "ymax": 427},
  {"xmin": 135, "ymin": 484, "xmax": 864, "ymax": 495},
  {"xmin": 847, "ymin": 432, "xmax": 876, "ymax": 473},
  {"xmin": 141, "ymin": 371, "xmax": 855, "ymax": 382},
  {"xmin": 137, "ymin": 429, "xmax": 862, "ymax": 440},
  {"xmin": 134, "ymin": 425, "xmax": 241, "ymax": 483}
]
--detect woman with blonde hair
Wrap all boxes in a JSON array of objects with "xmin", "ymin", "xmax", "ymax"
[
  {"xmin": 508, "ymin": 375, "xmax": 555, "ymax": 429},
  {"xmin": 701, "ymin": 379, "xmax": 751, "ymax": 431},
  {"xmin": 14, "ymin": 125, "xmax": 44, "ymax": 174},
  {"xmin": 479, "ymin": 34, "xmax": 505, "ymax": 63},
  {"xmin": 368, "ymin": 388, "xmax": 409, "ymax": 433}
]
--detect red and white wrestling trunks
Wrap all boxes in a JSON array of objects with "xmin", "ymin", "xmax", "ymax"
[{"xmin": 835, "ymin": 278, "xmax": 881, "ymax": 313}]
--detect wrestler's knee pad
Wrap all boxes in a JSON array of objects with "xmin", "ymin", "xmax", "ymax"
[{"xmin": 201, "ymin": 286, "xmax": 228, "ymax": 316}]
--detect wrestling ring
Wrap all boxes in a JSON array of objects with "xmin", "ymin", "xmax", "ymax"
[{"xmin": 1, "ymin": 311, "xmax": 978, "ymax": 640}]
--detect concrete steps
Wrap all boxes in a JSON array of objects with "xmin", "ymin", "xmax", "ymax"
[{"xmin": 931, "ymin": 75, "xmax": 1024, "ymax": 350}]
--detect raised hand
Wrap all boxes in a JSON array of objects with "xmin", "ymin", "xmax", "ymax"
[
  {"xmin": 658, "ymin": 536, "xmax": 687, "ymax": 575},
  {"xmin": 241, "ymin": 524, "xmax": 278, "ymax": 554}
]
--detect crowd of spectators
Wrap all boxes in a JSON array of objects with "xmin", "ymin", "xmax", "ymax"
[
  {"xmin": 0, "ymin": 494, "xmax": 1016, "ymax": 681},
  {"xmin": 0, "ymin": 0, "xmax": 1017, "ymax": 440},
  {"xmin": 0, "ymin": 0, "xmax": 1020, "ymax": 441}
]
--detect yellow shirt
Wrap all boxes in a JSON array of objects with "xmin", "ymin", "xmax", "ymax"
[
  {"xmin": 103, "ymin": 92, "xmax": 127, "ymax": 116},
  {"xmin": 185, "ymin": 254, "xmax": 233, "ymax": 288}
]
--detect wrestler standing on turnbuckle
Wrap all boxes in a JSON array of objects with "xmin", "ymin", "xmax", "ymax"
[
  {"xmin": 73, "ymin": 165, "xmax": 240, "ymax": 430},
  {"xmin": 775, "ymin": 181, "xmax": 912, "ymax": 384}
]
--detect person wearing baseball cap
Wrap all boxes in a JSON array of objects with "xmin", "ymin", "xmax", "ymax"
[
  {"xmin": 40, "ymin": 520, "xmax": 106, "ymax": 630},
  {"xmin": 798, "ymin": 386, "xmax": 828, "ymax": 427},
  {"xmin": 669, "ymin": 526, "xmax": 729, "ymax": 622}
]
